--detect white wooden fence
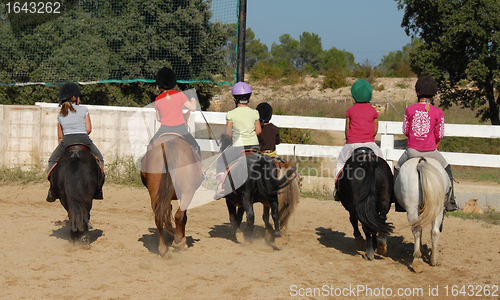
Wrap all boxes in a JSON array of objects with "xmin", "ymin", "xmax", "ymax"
[{"xmin": 0, "ymin": 103, "xmax": 499, "ymax": 169}]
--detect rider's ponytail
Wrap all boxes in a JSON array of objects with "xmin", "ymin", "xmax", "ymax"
[{"xmin": 60, "ymin": 98, "xmax": 77, "ymax": 117}]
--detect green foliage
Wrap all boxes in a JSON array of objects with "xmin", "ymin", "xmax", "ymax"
[
  {"xmin": 439, "ymin": 137, "xmax": 500, "ymax": 155},
  {"xmin": 0, "ymin": 166, "xmax": 45, "ymax": 185},
  {"xmin": 323, "ymin": 65, "xmax": 347, "ymax": 89},
  {"xmin": 448, "ymin": 210, "xmax": 500, "ymax": 226},
  {"xmin": 352, "ymin": 59, "xmax": 376, "ymax": 79},
  {"xmin": 397, "ymin": 0, "xmax": 500, "ymax": 124},
  {"xmin": 105, "ymin": 156, "xmax": 143, "ymax": 187},
  {"xmin": 377, "ymin": 38, "xmax": 419, "ymax": 77},
  {"xmin": 0, "ymin": 0, "xmax": 233, "ymax": 84},
  {"xmin": 279, "ymin": 127, "xmax": 313, "ymax": 145}
]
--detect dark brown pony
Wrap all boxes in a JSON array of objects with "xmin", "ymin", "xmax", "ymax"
[
  {"xmin": 48, "ymin": 144, "xmax": 105, "ymax": 247},
  {"xmin": 141, "ymin": 134, "xmax": 203, "ymax": 257},
  {"xmin": 336, "ymin": 148, "xmax": 394, "ymax": 260},
  {"xmin": 261, "ymin": 158, "xmax": 300, "ymax": 245}
]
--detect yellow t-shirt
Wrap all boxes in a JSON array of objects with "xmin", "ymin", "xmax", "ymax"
[{"xmin": 226, "ymin": 106, "xmax": 260, "ymax": 147}]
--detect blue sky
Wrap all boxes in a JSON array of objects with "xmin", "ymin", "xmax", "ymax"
[{"xmin": 245, "ymin": 0, "xmax": 412, "ymax": 65}]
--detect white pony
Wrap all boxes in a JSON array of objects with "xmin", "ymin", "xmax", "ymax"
[{"xmin": 394, "ymin": 157, "xmax": 451, "ymax": 273}]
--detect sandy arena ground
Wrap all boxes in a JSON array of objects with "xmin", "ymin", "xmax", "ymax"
[{"xmin": 1, "ymin": 183, "xmax": 499, "ymax": 300}]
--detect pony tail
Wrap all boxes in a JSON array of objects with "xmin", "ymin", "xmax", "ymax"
[
  {"xmin": 425, "ymin": 99, "xmax": 430, "ymax": 112},
  {"xmin": 354, "ymin": 154, "xmax": 394, "ymax": 236},
  {"xmin": 412, "ymin": 158, "xmax": 445, "ymax": 228}
]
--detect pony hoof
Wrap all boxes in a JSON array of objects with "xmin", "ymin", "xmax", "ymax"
[
  {"xmin": 274, "ymin": 236, "xmax": 283, "ymax": 250},
  {"xmin": 80, "ymin": 235, "xmax": 90, "ymax": 249},
  {"xmin": 377, "ymin": 245, "xmax": 387, "ymax": 256},
  {"xmin": 362, "ymin": 254, "xmax": 374, "ymax": 261},
  {"xmin": 411, "ymin": 259, "xmax": 425, "ymax": 273},
  {"xmin": 235, "ymin": 232, "xmax": 245, "ymax": 244},
  {"xmin": 172, "ymin": 237, "xmax": 188, "ymax": 251}
]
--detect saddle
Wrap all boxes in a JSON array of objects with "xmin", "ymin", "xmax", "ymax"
[
  {"xmin": 47, "ymin": 143, "xmax": 104, "ymax": 180},
  {"xmin": 353, "ymin": 147, "xmax": 375, "ymax": 155}
]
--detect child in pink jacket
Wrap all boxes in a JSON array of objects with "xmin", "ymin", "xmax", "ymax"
[{"xmin": 394, "ymin": 76, "xmax": 459, "ymax": 212}]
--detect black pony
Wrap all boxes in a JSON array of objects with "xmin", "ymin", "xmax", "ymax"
[
  {"xmin": 336, "ymin": 148, "xmax": 394, "ymax": 260},
  {"xmin": 48, "ymin": 145, "xmax": 105, "ymax": 247},
  {"xmin": 219, "ymin": 136, "xmax": 296, "ymax": 248}
]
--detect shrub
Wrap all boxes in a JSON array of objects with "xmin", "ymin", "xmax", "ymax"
[{"xmin": 323, "ymin": 66, "xmax": 347, "ymax": 89}]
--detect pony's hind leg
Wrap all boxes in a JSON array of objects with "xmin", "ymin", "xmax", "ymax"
[
  {"xmin": 155, "ymin": 217, "xmax": 168, "ymax": 257},
  {"xmin": 349, "ymin": 213, "xmax": 365, "ymax": 249},
  {"xmin": 269, "ymin": 198, "xmax": 283, "ymax": 249},
  {"xmin": 430, "ymin": 215, "xmax": 443, "ymax": 266},
  {"xmin": 262, "ymin": 204, "xmax": 274, "ymax": 240},
  {"xmin": 362, "ymin": 227, "xmax": 375, "ymax": 260},
  {"xmin": 226, "ymin": 199, "xmax": 245, "ymax": 243},
  {"xmin": 411, "ymin": 226, "xmax": 425, "ymax": 273},
  {"xmin": 172, "ymin": 208, "xmax": 188, "ymax": 251}
]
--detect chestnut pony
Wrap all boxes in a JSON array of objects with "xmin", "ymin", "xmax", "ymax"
[{"xmin": 141, "ymin": 134, "xmax": 203, "ymax": 257}]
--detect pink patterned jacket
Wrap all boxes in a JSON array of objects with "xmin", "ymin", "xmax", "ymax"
[{"xmin": 402, "ymin": 103, "xmax": 444, "ymax": 151}]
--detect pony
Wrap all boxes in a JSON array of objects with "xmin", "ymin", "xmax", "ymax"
[
  {"xmin": 48, "ymin": 144, "xmax": 105, "ymax": 247},
  {"xmin": 261, "ymin": 158, "xmax": 300, "ymax": 244},
  {"xmin": 217, "ymin": 134, "xmax": 297, "ymax": 248},
  {"xmin": 335, "ymin": 148, "xmax": 394, "ymax": 260},
  {"xmin": 394, "ymin": 157, "xmax": 450, "ymax": 273},
  {"xmin": 141, "ymin": 134, "xmax": 203, "ymax": 257}
]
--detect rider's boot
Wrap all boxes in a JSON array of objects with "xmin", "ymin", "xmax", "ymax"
[
  {"xmin": 393, "ymin": 168, "xmax": 406, "ymax": 212},
  {"xmin": 214, "ymin": 172, "xmax": 225, "ymax": 200},
  {"xmin": 444, "ymin": 165, "xmax": 460, "ymax": 212},
  {"xmin": 46, "ymin": 189, "xmax": 57, "ymax": 202}
]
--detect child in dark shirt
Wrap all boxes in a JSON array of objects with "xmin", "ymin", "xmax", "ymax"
[{"xmin": 256, "ymin": 102, "xmax": 280, "ymax": 157}]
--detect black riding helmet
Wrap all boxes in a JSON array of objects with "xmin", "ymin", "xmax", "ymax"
[
  {"xmin": 415, "ymin": 76, "xmax": 438, "ymax": 98},
  {"xmin": 59, "ymin": 82, "xmax": 84, "ymax": 106},
  {"xmin": 256, "ymin": 102, "xmax": 273, "ymax": 123},
  {"xmin": 155, "ymin": 67, "xmax": 177, "ymax": 90}
]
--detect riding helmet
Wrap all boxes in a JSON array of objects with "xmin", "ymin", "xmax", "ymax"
[
  {"xmin": 155, "ymin": 67, "xmax": 177, "ymax": 90},
  {"xmin": 256, "ymin": 102, "xmax": 273, "ymax": 123},
  {"xmin": 232, "ymin": 81, "xmax": 252, "ymax": 104},
  {"xmin": 415, "ymin": 76, "xmax": 438, "ymax": 97},
  {"xmin": 351, "ymin": 79, "xmax": 372, "ymax": 103},
  {"xmin": 59, "ymin": 82, "xmax": 84, "ymax": 106}
]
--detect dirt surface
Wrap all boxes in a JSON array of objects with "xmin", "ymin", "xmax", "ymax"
[
  {"xmin": 1, "ymin": 183, "xmax": 499, "ymax": 300},
  {"xmin": 211, "ymin": 77, "xmax": 417, "ymax": 111}
]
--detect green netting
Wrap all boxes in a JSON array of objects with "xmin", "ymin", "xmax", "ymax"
[{"xmin": 0, "ymin": 0, "xmax": 238, "ymax": 86}]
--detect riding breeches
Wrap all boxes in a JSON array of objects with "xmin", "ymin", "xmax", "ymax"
[
  {"xmin": 395, "ymin": 147, "xmax": 448, "ymax": 170},
  {"xmin": 334, "ymin": 142, "xmax": 384, "ymax": 180},
  {"xmin": 48, "ymin": 134, "xmax": 104, "ymax": 170},
  {"xmin": 150, "ymin": 124, "xmax": 199, "ymax": 150}
]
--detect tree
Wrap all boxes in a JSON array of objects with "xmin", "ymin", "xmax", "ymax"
[
  {"xmin": 377, "ymin": 38, "xmax": 420, "ymax": 77},
  {"xmin": 397, "ymin": 0, "xmax": 500, "ymax": 124},
  {"xmin": 298, "ymin": 32, "xmax": 323, "ymax": 72},
  {"xmin": 270, "ymin": 34, "xmax": 300, "ymax": 69},
  {"xmin": 1, "ymin": 0, "xmax": 231, "ymax": 108}
]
